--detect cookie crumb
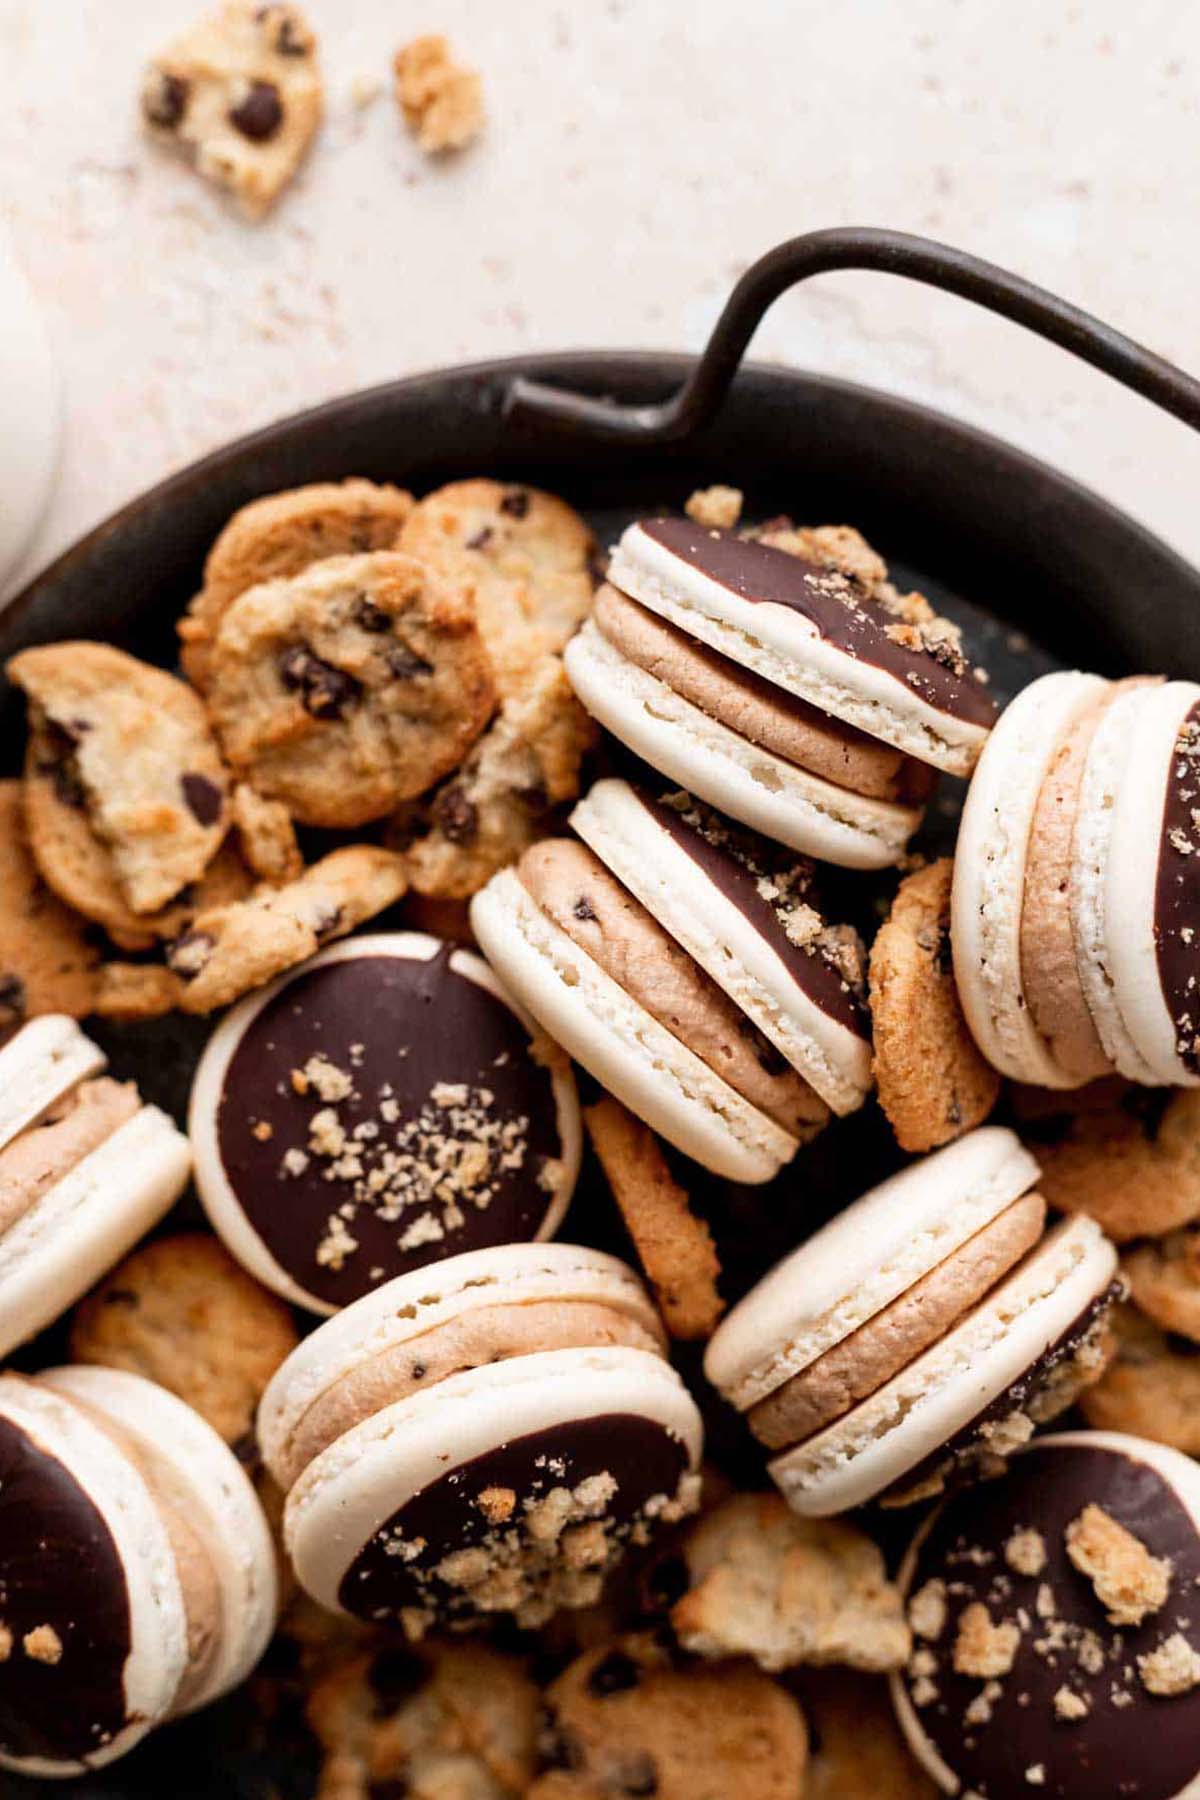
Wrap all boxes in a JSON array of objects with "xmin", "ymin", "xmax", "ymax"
[
  {"xmin": 1026, "ymin": 1766, "xmax": 1046, "ymax": 1787},
  {"xmin": 477, "ymin": 1486, "xmax": 517, "ymax": 1526},
  {"xmin": 1065, "ymin": 1504, "xmax": 1171, "ymax": 1626},
  {"xmin": 685, "ymin": 486, "xmax": 743, "ymax": 530},
  {"xmin": 23, "ymin": 1625, "xmax": 63, "ymax": 1665},
  {"xmin": 908, "ymin": 1578, "xmax": 948, "ymax": 1642},
  {"xmin": 394, "ymin": 36, "xmax": 484, "ymax": 154},
  {"xmin": 952, "ymin": 1602, "xmax": 1020, "ymax": 1679},
  {"xmin": 1138, "ymin": 1632, "xmax": 1200, "ymax": 1696},
  {"xmin": 1006, "ymin": 1529, "xmax": 1048, "ymax": 1578},
  {"xmin": 1053, "ymin": 1685, "xmax": 1090, "ymax": 1720},
  {"xmin": 0, "ymin": 1625, "xmax": 10, "ymax": 1662}
]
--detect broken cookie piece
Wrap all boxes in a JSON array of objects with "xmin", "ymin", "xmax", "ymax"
[{"xmin": 394, "ymin": 35, "xmax": 484, "ymax": 154}]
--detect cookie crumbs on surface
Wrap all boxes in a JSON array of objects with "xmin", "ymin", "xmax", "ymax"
[
  {"xmin": 1005, "ymin": 1529, "xmax": 1048, "ymax": 1578},
  {"xmin": 964, "ymin": 1679, "xmax": 1003, "ymax": 1727},
  {"xmin": 685, "ymin": 486, "xmax": 744, "ymax": 530},
  {"xmin": 477, "ymin": 1486, "xmax": 517, "ymax": 1525},
  {"xmin": 300, "ymin": 1054, "xmax": 354, "ymax": 1103},
  {"xmin": 0, "ymin": 1625, "xmax": 10, "ymax": 1662},
  {"xmin": 1138, "ymin": 1632, "xmax": 1200, "ymax": 1696},
  {"xmin": 23, "ymin": 1625, "xmax": 63, "ymax": 1665},
  {"xmin": 953, "ymin": 1603, "xmax": 1020, "ymax": 1679},
  {"xmin": 909, "ymin": 1578, "xmax": 948, "ymax": 1642},
  {"xmin": 1054, "ymin": 1685, "xmax": 1090, "ymax": 1720},
  {"xmin": 1065, "ymin": 1504, "xmax": 1172, "ymax": 1626},
  {"xmin": 910, "ymin": 1673, "xmax": 939, "ymax": 1708},
  {"xmin": 394, "ymin": 35, "xmax": 484, "ymax": 154},
  {"xmin": 252, "ymin": 1119, "xmax": 273, "ymax": 1142},
  {"xmin": 1025, "ymin": 1766, "xmax": 1046, "ymax": 1787},
  {"xmin": 1035, "ymin": 1582, "xmax": 1056, "ymax": 1620},
  {"xmin": 316, "ymin": 1212, "xmax": 359, "ymax": 1270},
  {"xmin": 281, "ymin": 1146, "xmax": 310, "ymax": 1177}
]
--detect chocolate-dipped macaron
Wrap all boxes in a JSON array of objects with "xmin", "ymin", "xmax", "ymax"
[
  {"xmin": 0, "ymin": 1367, "xmax": 276, "ymax": 1777},
  {"xmin": 470, "ymin": 835, "xmax": 836, "ymax": 1184},
  {"xmin": 953, "ymin": 671, "xmax": 1200, "ymax": 1089},
  {"xmin": 892, "ymin": 1429, "xmax": 1200, "ymax": 1799},
  {"xmin": 571, "ymin": 777, "xmax": 873, "ymax": 1116},
  {"xmin": 258, "ymin": 1243, "xmax": 703, "ymax": 1634},
  {"xmin": 189, "ymin": 933, "xmax": 582, "ymax": 1316},
  {"xmin": 704, "ymin": 1127, "xmax": 1122, "ymax": 1515},
  {"xmin": 0, "ymin": 1015, "xmax": 191, "ymax": 1360}
]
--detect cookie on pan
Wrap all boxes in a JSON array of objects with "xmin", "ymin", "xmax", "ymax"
[
  {"xmin": 529, "ymin": 1633, "xmax": 808, "ymax": 1800},
  {"xmin": 9, "ymin": 642, "xmax": 229, "ymax": 916},
  {"xmin": 204, "ymin": 551, "xmax": 494, "ymax": 827},
  {"xmin": 180, "ymin": 478, "xmax": 414, "ymax": 688},
  {"xmin": 0, "ymin": 1368, "xmax": 276, "ymax": 1776},
  {"xmin": 70, "ymin": 1234, "xmax": 299, "ymax": 1453},
  {"xmin": 398, "ymin": 479, "xmax": 597, "ymax": 700},
  {"xmin": 140, "ymin": 1, "xmax": 323, "ymax": 219},
  {"xmin": 869, "ymin": 857, "xmax": 1000, "ymax": 1152},
  {"xmin": 1015, "ymin": 1083, "xmax": 1200, "ymax": 1243},
  {"xmin": 1079, "ymin": 1304, "xmax": 1200, "ymax": 1454},
  {"xmin": 0, "ymin": 778, "xmax": 99, "ymax": 1035}
]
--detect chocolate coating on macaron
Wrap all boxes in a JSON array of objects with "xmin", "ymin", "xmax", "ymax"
[
  {"xmin": 215, "ymin": 947, "xmax": 566, "ymax": 1309},
  {"xmin": 898, "ymin": 1438, "xmax": 1200, "ymax": 1798},
  {"xmin": 640, "ymin": 520, "xmax": 998, "ymax": 727},
  {"xmin": 339, "ymin": 1413, "xmax": 690, "ymax": 1626},
  {"xmin": 0, "ymin": 1412, "xmax": 133, "ymax": 1766},
  {"xmin": 629, "ymin": 784, "xmax": 869, "ymax": 1038},
  {"xmin": 1155, "ymin": 700, "xmax": 1200, "ymax": 1075}
]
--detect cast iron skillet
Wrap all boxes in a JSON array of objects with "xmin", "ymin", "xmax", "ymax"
[{"xmin": 3, "ymin": 228, "xmax": 1200, "ymax": 1798}]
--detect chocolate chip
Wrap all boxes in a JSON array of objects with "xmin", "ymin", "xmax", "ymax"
[
  {"xmin": 313, "ymin": 905, "xmax": 344, "ymax": 944},
  {"xmin": 620, "ymin": 1755, "xmax": 659, "ymax": 1796},
  {"xmin": 386, "ymin": 645, "xmax": 434, "ymax": 680},
  {"xmin": 587, "ymin": 1650, "xmax": 642, "ymax": 1697},
  {"xmin": 539, "ymin": 1712, "xmax": 584, "ymax": 1771},
  {"xmin": 278, "ymin": 645, "xmax": 362, "ymax": 720},
  {"xmin": 180, "ymin": 772, "xmax": 223, "ymax": 827},
  {"xmin": 433, "ymin": 785, "xmax": 479, "ymax": 846},
  {"xmin": 465, "ymin": 525, "xmax": 494, "ymax": 550},
  {"xmin": 258, "ymin": 7, "xmax": 311, "ymax": 55},
  {"xmin": 101, "ymin": 1288, "xmax": 138, "ymax": 1308},
  {"xmin": 352, "ymin": 596, "xmax": 392, "ymax": 633},
  {"xmin": 47, "ymin": 758, "xmax": 87, "ymax": 811},
  {"xmin": 499, "ymin": 488, "xmax": 530, "ymax": 519},
  {"xmin": 0, "ymin": 974, "xmax": 26, "ymax": 1028},
  {"xmin": 367, "ymin": 1648, "xmax": 430, "ymax": 1715},
  {"xmin": 166, "ymin": 929, "xmax": 216, "ymax": 979},
  {"xmin": 229, "ymin": 79, "xmax": 284, "ymax": 141},
  {"xmin": 573, "ymin": 895, "xmax": 597, "ymax": 922},
  {"xmin": 231, "ymin": 1430, "xmax": 260, "ymax": 1469},
  {"xmin": 144, "ymin": 71, "xmax": 190, "ymax": 129},
  {"xmin": 367, "ymin": 1785, "xmax": 410, "ymax": 1800},
  {"xmin": 643, "ymin": 1551, "xmax": 688, "ymax": 1610},
  {"xmin": 409, "ymin": 1361, "xmax": 427, "ymax": 1380}
]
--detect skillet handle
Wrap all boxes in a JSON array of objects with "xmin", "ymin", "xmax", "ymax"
[{"xmin": 503, "ymin": 225, "xmax": 1200, "ymax": 444}]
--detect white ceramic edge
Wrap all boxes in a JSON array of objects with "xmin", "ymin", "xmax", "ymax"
[
  {"xmin": 189, "ymin": 932, "xmax": 583, "ymax": 1316},
  {"xmin": 470, "ymin": 869, "xmax": 795, "ymax": 1183},
  {"xmin": 0, "ymin": 1107, "xmax": 190, "ymax": 1360},
  {"xmin": 0, "ymin": 1015, "xmax": 107, "ymax": 1155},
  {"xmin": 284, "ymin": 1345, "xmax": 703, "ymax": 1614},
  {"xmin": 258, "ymin": 1239, "xmax": 663, "ymax": 1484},
  {"xmin": 0, "ymin": 233, "xmax": 61, "ymax": 596},
  {"xmin": 0, "ymin": 1374, "xmax": 187, "ymax": 1777},
  {"xmin": 704, "ymin": 1126, "xmax": 1041, "ymax": 1408},
  {"xmin": 769, "ymin": 1215, "xmax": 1117, "ymax": 1516},
  {"xmin": 951, "ymin": 670, "xmax": 1107, "ymax": 1087},
  {"xmin": 608, "ymin": 524, "xmax": 990, "ymax": 774},
  {"xmin": 572, "ymin": 778, "xmax": 871, "ymax": 1113},
  {"xmin": 564, "ymin": 622, "xmax": 917, "ymax": 869}
]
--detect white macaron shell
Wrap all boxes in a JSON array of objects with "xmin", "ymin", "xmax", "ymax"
[
  {"xmin": 1101, "ymin": 681, "xmax": 1200, "ymax": 1087},
  {"xmin": 704, "ymin": 1126, "xmax": 1041, "ymax": 1411},
  {"xmin": 951, "ymin": 670, "xmax": 1108, "ymax": 1087},
  {"xmin": 39, "ymin": 1367, "xmax": 278, "ymax": 1715},
  {"xmin": 769, "ymin": 1215, "xmax": 1118, "ymax": 1517},
  {"xmin": 0, "ymin": 1015, "xmax": 107, "ymax": 1154},
  {"xmin": 189, "ymin": 933, "xmax": 583, "ymax": 1314},
  {"xmin": 284, "ymin": 1345, "xmax": 703, "ymax": 1615},
  {"xmin": 572, "ymin": 779, "xmax": 871, "ymax": 1114},
  {"xmin": 259, "ymin": 1241, "xmax": 664, "ymax": 1487},
  {"xmin": 564, "ymin": 621, "xmax": 919, "ymax": 869},
  {"xmin": 0, "ymin": 1374, "xmax": 188, "ymax": 1777},
  {"xmin": 471, "ymin": 870, "xmax": 797, "ymax": 1183},
  {"xmin": 607, "ymin": 523, "xmax": 990, "ymax": 775},
  {"xmin": 0, "ymin": 1106, "xmax": 190, "ymax": 1360},
  {"xmin": 1070, "ymin": 684, "xmax": 1166, "ymax": 1084}
]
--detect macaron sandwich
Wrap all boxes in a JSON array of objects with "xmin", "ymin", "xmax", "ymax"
[
  {"xmin": 564, "ymin": 519, "xmax": 997, "ymax": 868},
  {"xmin": 259, "ymin": 1242, "xmax": 703, "ymax": 1633},
  {"xmin": 0, "ymin": 1015, "xmax": 190, "ymax": 1359},
  {"xmin": 705, "ymin": 1127, "xmax": 1122, "ymax": 1515},
  {"xmin": 953, "ymin": 670, "xmax": 1200, "ymax": 1088},
  {"xmin": 0, "ymin": 1366, "xmax": 276, "ymax": 1777},
  {"xmin": 471, "ymin": 779, "xmax": 873, "ymax": 1183}
]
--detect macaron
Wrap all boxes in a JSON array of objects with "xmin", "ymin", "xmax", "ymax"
[
  {"xmin": 953, "ymin": 671, "xmax": 1200, "ymax": 1089},
  {"xmin": 470, "ymin": 840, "xmax": 831, "ymax": 1184},
  {"xmin": 0, "ymin": 1366, "xmax": 276, "ymax": 1777},
  {"xmin": 704, "ymin": 1126, "xmax": 1122, "ymax": 1515},
  {"xmin": 565, "ymin": 584, "xmax": 928, "ymax": 868},
  {"xmin": 258, "ymin": 1242, "xmax": 704, "ymax": 1633},
  {"xmin": 0, "ymin": 1015, "xmax": 190, "ymax": 1360},
  {"xmin": 189, "ymin": 933, "xmax": 582, "ymax": 1315},
  {"xmin": 571, "ymin": 776, "xmax": 873, "ymax": 1115},
  {"xmin": 892, "ymin": 1430, "xmax": 1200, "ymax": 1799}
]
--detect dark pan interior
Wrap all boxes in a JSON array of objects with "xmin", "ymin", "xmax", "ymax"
[{"xmin": 1, "ymin": 352, "xmax": 1198, "ymax": 1798}]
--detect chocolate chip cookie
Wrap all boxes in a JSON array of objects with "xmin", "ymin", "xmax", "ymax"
[
  {"xmin": 70, "ymin": 1233, "xmax": 299, "ymax": 1451},
  {"xmin": 797, "ymin": 1669, "xmax": 939, "ymax": 1800},
  {"xmin": 0, "ymin": 779, "xmax": 100, "ymax": 1035},
  {"xmin": 205, "ymin": 551, "xmax": 494, "ymax": 827},
  {"xmin": 1079, "ymin": 1302, "xmax": 1200, "ymax": 1454},
  {"xmin": 398, "ymin": 479, "xmax": 597, "ymax": 702},
  {"xmin": 230, "ymin": 782, "xmax": 303, "ymax": 884},
  {"xmin": 9, "ymin": 642, "xmax": 230, "ymax": 916},
  {"xmin": 140, "ymin": 1, "xmax": 323, "ymax": 218},
  {"xmin": 180, "ymin": 479, "xmax": 414, "ymax": 689},
  {"xmin": 1014, "ymin": 1083, "xmax": 1200, "ymax": 1243},
  {"xmin": 1124, "ymin": 1224, "xmax": 1200, "ymax": 1342}
]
